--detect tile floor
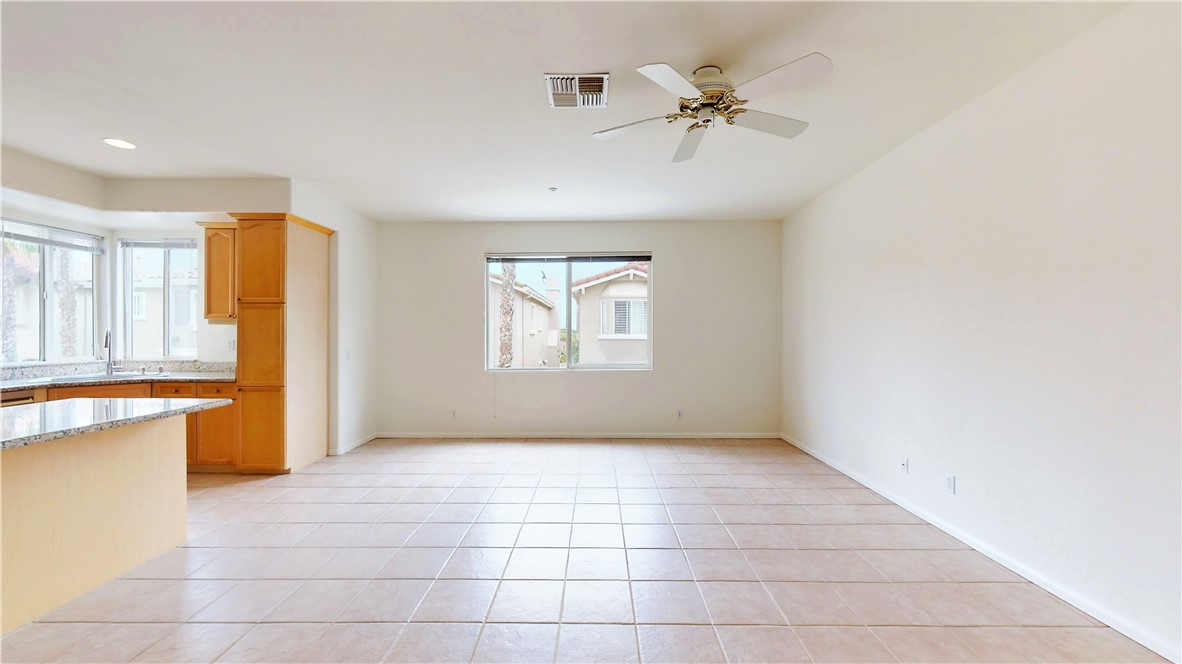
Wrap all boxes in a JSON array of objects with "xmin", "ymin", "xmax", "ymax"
[{"xmin": 2, "ymin": 438, "xmax": 1163, "ymax": 663}]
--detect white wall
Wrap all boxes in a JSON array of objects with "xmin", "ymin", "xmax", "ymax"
[
  {"xmin": 376, "ymin": 220, "xmax": 782, "ymax": 437},
  {"xmin": 290, "ymin": 182, "xmax": 380, "ymax": 455},
  {"xmin": 780, "ymin": 5, "xmax": 1180, "ymax": 660}
]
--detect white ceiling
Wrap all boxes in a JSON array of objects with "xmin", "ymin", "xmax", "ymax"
[{"xmin": 1, "ymin": 2, "xmax": 1118, "ymax": 223}]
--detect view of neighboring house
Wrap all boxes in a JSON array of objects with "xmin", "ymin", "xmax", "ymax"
[
  {"xmin": 486, "ymin": 272, "xmax": 559, "ymax": 368},
  {"xmin": 127, "ymin": 270, "xmax": 199, "ymax": 358},
  {"xmin": 572, "ymin": 262, "xmax": 649, "ymax": 366}
]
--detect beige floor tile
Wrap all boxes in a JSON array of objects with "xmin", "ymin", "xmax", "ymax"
[
  {"xmin": 189, "ymin": 579, "xmax": 301, "ymax": 622},
  {"xmin": 376, "ymin": 503, "xmax": 437, "ymax": 522},
  {"xmin": 674, "ymin": 524, "xmax": 737, "ymax": 549},
  {"xmin": 516, "ymin": 523, "xmax": 573, "ymax": 547},
  {"xmin": 262, "ymin": 579, "xmax": 368, "ymax": 622},
  {"xmin": 314, "ymin": 548, "xmax": 398, "ymax": 579},
  {"xmin": 764, "ymin": 582, "xmax": 861, "ymax": 625},
  {"xmin": 503, "ymin": 548, "xmax": 569, "ymax": 579},
  {"xmin": 471, "ymin": 623, "xmax": 559, "ymax": 663},
  {"xmin": 115, "ymin": 580, "xmax": 239, "ymax": 622},
  {"xmin": 620, "ymin": 505, "xmax": 672, "ymax": 524},
  {"xmin": 39, "ymin": 579, "xmax": 177, "ymax": 622},
  {"xmin": 533, "ymin": 487, "xmax": 577, "ymax": 502},
  {"xmin": 376, "ymin": 547, "xmax": 454, "ymax": 579},
  {"xmin": 51, "ymin": 623, "xmax": 177, "ymax": 664},
  {"xmin": 487, "ymin": 580, "xmax": 565, "ymax": 622},
  {"xmin": 411, "ymin": 579, "xmax": 498, "ymax": 622},
  {"xmin": 337, "ymin": 579, "xmax": 433, "ymax": 622},
  {"xmin": 576, "ymin": 488, "xmax": 619, "ymax": 503},
  {"xmin": 0, "ymin": 623, "xmax": 103, "ymax": 663},
  {"xmin": 631, "ymin": 581, "xmax": 712, "ymax": 624},
  {"xmin": 684, "ymin": 549, "xmax": 758, "ymax": 581},
  {"xmin": 460, "ymin": 523, "xmax": 522, "ymax": 547},
  {"xmin": 296, "ymin": 523, "xmax": 417, "ymax": 548},
  {"xmin": 697, "ymin": 581, "xmax": 785, "ymax": 625},
  {"xmin": 426, "ymin": 503, "xmax": 484, "ymax": 523},
  {"xmin": 794, "ymin": 626, "xmax": 898, "ymax": 663},
  {"xmin": 131, "ymin": 623, "xmax": 252, "ymax": 663},
  {"xmin": 955, "ymin": 626, "xmax": 1166, "ymax": 663},
  {"xmin": 526, "ymin": 503, "xmax": 575, "ymax": 522},
  {"xmin": 555, "ymin": 624, "xmax": 640, "ymax": 663},
  {"xmin": 871, "ymin": 626, "xmax": 987, "ymax": 662},
  {"xmin": 562, "ymin": 580, "xmax": 634, "ymax": 623},
  {"xmin": 252, "ymin": 547, "xmax": 339, "ymax": 579},
  {"xmin": 715, "ymin": 625, "xmax": 810, "ymax": 663},
  {"xmin": 573, "ymin": 504, "xmax": 622, "ymax": 523},
  {"xmin": 123, "ymin": 547, "xmax": 229, "ymax": 579},
  {"xmin": 637, "ymin": 624, "xmax": 726, "ymax": 663},
  {"xmin": 627, "ymin": 549, "xmax": 694, "ymax": 580},
  {"xmin": 745, "ymin": 549, "xmax": 888, "ymax": 582},
  {"xmin": 439, "ymin": 547, "xmax": 511, "ymax": 579},
  {"xmin": 857, "ymin": 549, "xmax": 1024, "ymax": 582},
  {"xmin": 665, "ymin": 504, "xmax": 722, "ymax": 524},
  {"xmin": 623, "ymin": 524, "xmax": 681, "ymax": 548},
  {"xmin": 476, "ymin": 503, "xmax": 530, "ymax": 522},
  {"xmin": 570, "ymin": 523, "xmax": 625, "ymax": 548},
  {"xmin": 404, "ymin": 522, "xmax": 471, "ymax": 548},
  {"xmin": 566, "ymin": 548, "xmax": 629, "ymax": 580},
  {"xmin": 383, "ymin": 622, "xmax": 481, "ymax": 663}
]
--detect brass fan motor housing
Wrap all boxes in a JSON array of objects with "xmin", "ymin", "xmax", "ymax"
[{"xmin": 664, "ymin": 89, "xmax": 749, "ymax": 129}]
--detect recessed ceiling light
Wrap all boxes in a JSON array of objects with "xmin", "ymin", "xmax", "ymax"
[{"xmin": 102, "ymin": 138, "xmax": 136, "ymax": 150}]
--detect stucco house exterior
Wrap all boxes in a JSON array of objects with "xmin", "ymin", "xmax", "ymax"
[
  {"xmin": 572, "ymin": 262, "xmax": 649, "ymax": 366},
  {"xmin": 487, "ymin": 273, "xmax": 558, "ymax": 368}
]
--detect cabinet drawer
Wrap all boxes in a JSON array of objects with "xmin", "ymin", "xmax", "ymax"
[
  {"xmin": 152, "ymin": 383, "xmax": 197, "ymax": 398},
  {"xmin": 48, "ymin": 383, "xmax": 152, "ymax": 400},
  {"xmin": 198, "ymin": 383, "xmax": 238, "ymax": 398}
]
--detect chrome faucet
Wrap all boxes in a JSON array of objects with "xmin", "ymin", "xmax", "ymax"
[{"xmin": 102, "ymin": 329, "xmax": 122, "ymax": 375}]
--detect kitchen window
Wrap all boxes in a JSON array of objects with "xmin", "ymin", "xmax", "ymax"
[
  {"xmin": 486, "ymin": 253, "xmax": 651, "ymax": 370},
  {"xmin": 120, "ymin": 239, "xmax": 199, "ymax": 359},
  {"xmin": 1, "ymin": 219, "xmax": 100, "ymax": 363}
]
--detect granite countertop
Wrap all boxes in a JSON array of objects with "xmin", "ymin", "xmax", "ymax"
[
  {"xmin": 1, "ymin": 372, "xmax": 236, "ymax": 393},
  {"xmin": 1, "ymin": 397, "xmax": 233, "ymax": 450}
]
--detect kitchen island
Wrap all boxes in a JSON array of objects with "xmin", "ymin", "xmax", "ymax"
[{"xmin": 0, "ymin": 397, "xmax": 231, "ymax": 633}]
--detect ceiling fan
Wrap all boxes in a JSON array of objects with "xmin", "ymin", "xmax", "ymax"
[{"xmin": 593, "ymin": 52, "xmax": 832, "ymax": 162}]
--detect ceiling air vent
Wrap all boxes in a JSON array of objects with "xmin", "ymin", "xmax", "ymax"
[{"xmin": 545, "ymin": 73, "xmax": 609, "ymax": 109}]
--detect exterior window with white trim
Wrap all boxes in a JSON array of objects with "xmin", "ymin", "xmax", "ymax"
[
  {"xmin": 1, "ymin": 218, "xmax": 101, "ymax": 362},
  {"xmin": 486, "ymin": 254, "xmax": 651, "ymax": 370},
  {"xmin": 120, "ymin": 238, "xmax": 199, "ymax": 359}
]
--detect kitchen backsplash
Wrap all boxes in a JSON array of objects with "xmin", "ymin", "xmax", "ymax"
[{"xmin": 1, "ymin": 360, "xmax": 237, "ymax": 381}]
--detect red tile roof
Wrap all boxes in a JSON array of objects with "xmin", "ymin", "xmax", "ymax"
[{"xmin": 571, "ymin": 262, "xmax": 649, "ymax": 288}]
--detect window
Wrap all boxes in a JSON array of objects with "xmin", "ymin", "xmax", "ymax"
[
  {"xmin": 1, "ymin": 219, "xmax": 100, "ymax": 363},
  {"xmin": 601, "ymin": 299, "xmax": 648, "ymax": 337},
  {"xmin": 120, "ymin": 239, "xmax": 198, "ymax": 359},
  {"xmin": 486, "ymin": 254, "xmax": 651, "ymax": 370}
]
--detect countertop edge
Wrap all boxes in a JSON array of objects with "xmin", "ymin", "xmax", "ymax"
[
  {"xmin": 1, "ymin": 398, "xmax": 234, "ymax": 450},
  {"xmin": 1, "ymin": 373, "xmax": 237, "ymax": 393}
]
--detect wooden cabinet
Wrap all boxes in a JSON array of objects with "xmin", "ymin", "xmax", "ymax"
[
  {"xmin": 195, "ymin": 392, "xmax": 239, "ymax": 466},
  {"xmin": 152, "ymin": 383, "xmax": 197, "ymax": 398},
  {"xmin": 238, "ymin": 386, "xmax": 285, "ymax": 470},
  {"xmin": 48, "ymin": 383, "xmax": 152, "ymax": 400},
  {"xmin": 237, "ymin": 303, "xmax": 285, "ymax": 386},
  {"xmin": 236, "ymin": 220, "xmax": 286, "ymax": 303},
  {"xmin": 203, "ymin": 227, "xmax": 237, "ymax": 320}
]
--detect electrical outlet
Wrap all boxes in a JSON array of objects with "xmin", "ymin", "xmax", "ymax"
[
  {"xmin": 900, "ymin": 458, "xmax": 909, "ymax": 474},
  {"xmin": 676, "ymin": 409, "xmax": 683, "ymax": 420},
  {"xmin": 451, "ymin": 410, "xmax": 457, "ymax": 419},
  {"xmin": 228, "ymin": 339, "xmax": 236, "ymax": 352},
  {"xmin": 946, "ymin": 476, "xmax": 956, "ymax": 494}
]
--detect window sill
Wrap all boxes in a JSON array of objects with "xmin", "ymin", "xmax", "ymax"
[{"xmin": 597, "ymin": 334, "xmax": 648, "ymax": 340}]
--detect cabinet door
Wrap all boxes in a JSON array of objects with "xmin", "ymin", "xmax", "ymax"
[
  {"xmin": 47, "ymin": 383, "xmax": 153, "ymax": 400},
  {"xmin": 196, "ymin": 398, "xmax": 239, "ymax": 466},
  {"xmin": 238, "ymin": 386, "xmax": 285, "ymax": 471},
  {"xmin": 236, "ymin": 220, "xmax": 286, "ymax": 303},
  {"xmin": 237, "ymin": 303, "xmax": 285, "ymax": 386},
  {"xmin": 204, "ymin": 228, "xmax": 237, "ymax": 319}
]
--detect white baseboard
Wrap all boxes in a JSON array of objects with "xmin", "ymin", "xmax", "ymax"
[
  {"xmin": 780, "ymin": 433, "xmax": 1179, "ymax": 664},
  {"xmin": 328, "ymin": 432, "xmax": 379, "ymax": 456},
  {"xmin": 370, "ymin": 431, "xmax": 783, "ymax": 440}
]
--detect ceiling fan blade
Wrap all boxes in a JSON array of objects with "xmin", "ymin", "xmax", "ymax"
[
  {"xmin": 731, "ymin": 109, "xmax": 809, "ymax": 140},
  {"xmin": 637, "ymin": 63, "xmax": 701, "ymax": 99},
  {"xmin": 672, "ymin": 127, "xmax": 706, "ymax": 163},
  {"xmin": 734, "ymin": 52, "xmax": 832, "ymax": 101},
  {"xmin": 592, "ymin": 116, "xmax": 669, "ymax": 141}
]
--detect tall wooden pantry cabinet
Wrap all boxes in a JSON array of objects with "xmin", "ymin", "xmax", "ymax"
[{"xmin": 227, "ymin": 213, "xmax": 331, "ymax": 473}]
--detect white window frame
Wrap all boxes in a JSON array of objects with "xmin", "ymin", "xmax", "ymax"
[
  {"xmin": 1, "ymin": 218, "xmax": 102, "ymax": 363},
  {"xmin": 119, "ymin": 238, "xmax": 198, "ymax": 359},
  {"xmin": 485, "ymin": 252, "xmax": 652, "ymax": 372},
  {"xmin": 131, "ymin": 292, "xmax": 148, "ymax": 320}
]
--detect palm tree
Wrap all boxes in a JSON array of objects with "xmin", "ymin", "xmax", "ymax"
[{"xmin": 497, "ymin": 263, "xmax": 516, "ymax": 368}]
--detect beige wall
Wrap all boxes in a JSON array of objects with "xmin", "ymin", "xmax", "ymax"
[
  {"xmin": 377, "ymin": 220, "xmax": 781, "ymax": 436},
  {"xmin": 780, "ymin": 5, "xmax": 1180, "ymax": 660}
]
